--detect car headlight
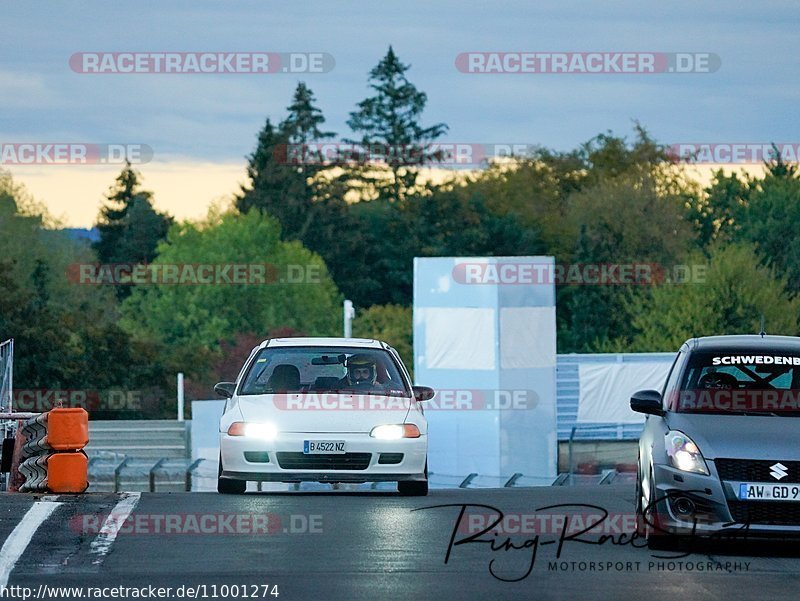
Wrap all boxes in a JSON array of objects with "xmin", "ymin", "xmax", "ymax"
[
  {"xmin": 227, "ymin": 422, "xmax": 278, "ymax": 440},
  {"xmin": 370, "ymin": 424, "xmax": 421, "ymax": 439},
  {"xmin": 665, "ymin": 431, "xmax": 708, "ymax": 475}
]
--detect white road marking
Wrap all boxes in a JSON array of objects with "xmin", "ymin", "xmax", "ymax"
[
  {"xmin": 89, "ymin": 492, "xmax": 141, "ymax": 565},
  {"xmin": 0, "ymin": 500, "xmax": 62, "ymax": 587}
]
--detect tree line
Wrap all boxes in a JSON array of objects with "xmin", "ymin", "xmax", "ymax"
[{"xmin": 1, "ymin": 46, "xmax": 799, "ymax": 417}]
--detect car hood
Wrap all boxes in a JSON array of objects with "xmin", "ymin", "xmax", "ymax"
[
  {"xmin": 666, "ymin": 412, "xmax": 800, "ymax": 460},
  {"xmin": 234, "ymin": 392, "xmax": 416, "ymax": 433}
]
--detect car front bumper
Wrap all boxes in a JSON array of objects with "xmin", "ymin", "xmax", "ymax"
[
  {"xmin": 650, "ymin": 461, "xmax": 800, "ymax": 537},
  {"xmin": 219, "ymin": 432, "xmax": 427, "ymax": 483}
]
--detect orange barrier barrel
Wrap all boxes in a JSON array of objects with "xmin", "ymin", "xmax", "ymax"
[{"xmin": 16, "ymin": 407, "xmax": 90, "ymax": 493}]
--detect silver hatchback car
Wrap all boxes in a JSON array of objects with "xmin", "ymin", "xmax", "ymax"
[{"xmin": 633, "ymin": 335, "xmax": 800, "ymax": 547}]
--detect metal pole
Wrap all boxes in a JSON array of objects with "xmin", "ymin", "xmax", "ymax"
[
  {"xmin": 185, "ymin": 458, "xmax": 204, "ymax": 492},
  {"xmin": 459, "ymin": 473, "xmax": 478, "ymax": 488},
  {"xmin": 7, "ymin": 339, "xmax": 12, "ymax": 414},
  {"xmin": 0, "ymin": 413, "xmax": 39, "ymax": 420},
  {"xmin": 568, "ymin": 426, "xmax": 577, "ymax": 485},
  {"xmin": 343, "ymin": 300, "xmax": 354, "ymax": 338},
  {"xmin": 0, "ymin": 338, "xmax": 13, "ymax": 414},
  {"xmin": 177, "ymin": 373, "xmax": 184, "ymax": 421},
  {"xmin": 114, "ymin": 457, "xmax": 129, "ymax": 493},
  {"xmin": 149, "ymin": 458, "xmax": 168, "ymax": 493},
  {"xmin": 0, "ymin": 340, "xmax": 15, "ymax": 490}
]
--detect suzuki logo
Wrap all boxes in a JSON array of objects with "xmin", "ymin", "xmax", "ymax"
[{"xmin": 770, "ymin": 462, "xmax": 788, "ymax": 480}]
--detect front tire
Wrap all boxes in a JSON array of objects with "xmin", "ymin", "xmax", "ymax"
[
  {"xmin": 641, "ymin": 468, "xmax": 671, "ymax": 550},
  {"xmin": 398, "ymin": 479, "xmax": 428, "ymax": 496},
  {"xmin": 635, "ymin": 466, "xmax": 647, "ymax": 538},
  {"xmin": 398, "ymin": 462, "xmax": 428, "ymax": 496},
  {"xmin": 217, "ymin": 455, "xmax": 247, "ymax": 494}
]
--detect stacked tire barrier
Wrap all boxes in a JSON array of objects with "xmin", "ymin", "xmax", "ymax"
[{"xmin": 17, "ymin": 407, "xmax": 89, "ymax": 493}]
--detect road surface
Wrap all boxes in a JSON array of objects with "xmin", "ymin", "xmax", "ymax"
[{"xmin": 2, "ymin": 485, "xmax": 800, "ymax": 600}]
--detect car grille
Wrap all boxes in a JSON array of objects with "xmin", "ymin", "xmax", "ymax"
[
  {"xmin": 276, "ymin": 452, "xmax": 372, "ymax": 471},
  {"xmin": 715, "ymin": 459, "xmax": 800, "ymax": 483},
  {"xmin": 727, "ymin": 500, "xmax": 800, "ymax": 526}
]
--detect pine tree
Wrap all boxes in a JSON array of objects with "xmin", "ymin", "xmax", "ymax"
[
  {"xmin": 93, "ymin": 162, "xmax": 173, "ymax": 298},
  {"xmin": 347, "ymin": 46, "xmax": 448, "ymax": 200},
  {"xmin": 346, "ymin": 46, "xmax": 448, "ymax": 201},
  {"xmin": 236, "ymin": 83, "xmax": 336, "ymax": 238},
  {"xmin": 765, "ymin": 144, "xmax": 798, "ymax": 179},
  {"xmin": 282, "ymin": 82, "xmax": 335, "ymax": 145},
  {"xmin": 234, "ymin": 84, "xmax": 376, "ymax": 304},
  {"xmin": 281, "ymin": 82, "xmax": 337, "ymax": 238},
  {"xmin": 94, "ymin": 162, "xmax": 172, "ymax": 263},
  {"xmin": 235, "ymin": 118, "xmax": 295, "ymax": 217}
]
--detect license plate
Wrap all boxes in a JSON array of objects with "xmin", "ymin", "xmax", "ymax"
[
  {"xmin": 303, "ymin": 440, "xmax": 346, "ymax": 454},
  {"xmin": 739, "ymin": 483, "xmax": 800, "ymax": 501}
]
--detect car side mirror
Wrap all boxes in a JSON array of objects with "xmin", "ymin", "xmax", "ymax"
[
  {"xmin": 214, "ymin": 382, "xmax": 236, "ymax": 399},
  {"xmin": 630, "ymin": 389, "xmax": 664, "ymax": 416},
  {"xmin": 413, "ymin": 386, "xmax": 435, "ymax": 402}
]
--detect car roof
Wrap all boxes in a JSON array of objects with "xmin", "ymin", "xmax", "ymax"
[
  {"xmin": 683, "ymin": 334, "xmax": 800, "ymax": 353},
  {"xmin": 261, "ymin": 337, "xmax": 385, "ymax": 349}
]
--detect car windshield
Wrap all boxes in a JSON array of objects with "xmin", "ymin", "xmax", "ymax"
[
  {"xmin": 674, "ymin": 349, "xmax": 800, "ymax": 415},
  {"xmin": 238, "ymin": 346, "xmax": 411, "ymax": 397}
]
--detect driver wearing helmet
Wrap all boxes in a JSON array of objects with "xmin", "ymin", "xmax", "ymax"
[
  {"xmin": 698, "ymin": 371, "xmax": 737, "ymax": 390},
  {"xmin": 338, "ymin": 353, "xmax": 379, "ymax": 390}
]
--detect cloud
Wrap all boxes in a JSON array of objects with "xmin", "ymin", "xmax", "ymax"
[{"xmin": 0, "ymin": 70, "xmax": 55, "ymax": 108}]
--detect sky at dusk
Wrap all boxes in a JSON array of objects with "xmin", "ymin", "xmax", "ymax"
[{"xmin": 1, "ymin": 0, "xmax": 795, "ymax": 226}]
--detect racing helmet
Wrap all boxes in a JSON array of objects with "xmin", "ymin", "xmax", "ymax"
[
  {"xmin": 698, "ymin": 371, "xmax": 737, "ymax": 389},
  {"xmin": 346, "ymin": 354, "xmax": 377, "ymax": 385}
]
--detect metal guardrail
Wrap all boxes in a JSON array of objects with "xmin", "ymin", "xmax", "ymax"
[
  {"xmin": 552, "ymin": 473, "xmax": 570, "ymax": 486},
  {"xmin": 87, "ymin": 454, "xmax": 207, "ymax": 492},
  {"xmin": 597, "ymin": 469, "xmax": 617, "ymax": 485},
  {"xmin": 0, "ymin": 413, "xmax": 39, "ymax": 420},
  {"xmin": 504, "ymin": 472, "xmax": 524, "ymax": 487},
  {"xmin": 425, "ymin": 471, "xmax": 560, "ymax": 489},
  {"xmin": 459, "ymin": 473, "xmax": 478, "ymax": 488}
]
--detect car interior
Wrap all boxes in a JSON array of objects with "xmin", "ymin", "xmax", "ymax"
[{"xmin": 243, "ymin": 350, "xmax": 407, "ymax": 395}]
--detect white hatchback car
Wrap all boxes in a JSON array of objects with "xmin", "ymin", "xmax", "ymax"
[{"xmin": 215, "ymin": 337, "xmax": 433, "ymax": 495}]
